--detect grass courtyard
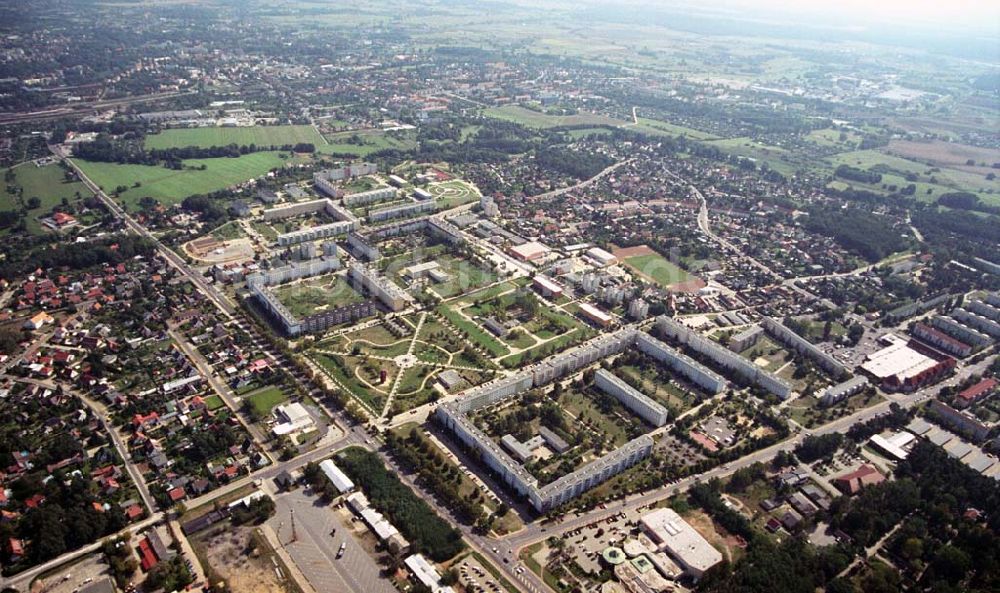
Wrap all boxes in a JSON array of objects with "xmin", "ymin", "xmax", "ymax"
[{"xmin": 271, "ymin": 274, "xmax": 365, "ymax": 318}]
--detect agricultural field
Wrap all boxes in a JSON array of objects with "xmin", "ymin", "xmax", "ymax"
[
  {"xmin": 75, "ymin": 151, "xmax": 293, "ymax": 208},
  {"xmin": 704, "ymin": 137, "xmax": 805, "ymax": 175},
  {"xmin": 483, "ymin": 105, "xmax": 627, "ymax": 129},
  {"xmin": 1, "ymin": 162, "xmax": 95, "ymax": 234},
  {"xmin": 825, "ymin": 149, "xmax": 1000, "ymax": 204},
  {"xmin": 630, "ymin": 117, "xmax": 719, "ymax": 140},
  {"xmin": 804, "ymin": 128, "xmax": 862, "ymax": 149},
  {"xmin": 271, "ymin": 274, "xmax": 365, "ymax": 318},
  {"xmin": 144, "ymin": 124, "xmax": 324, "ymax": 150},
  {"xmin": 317, "ymin": 129, "xmax": 417, "ymax": 156}
]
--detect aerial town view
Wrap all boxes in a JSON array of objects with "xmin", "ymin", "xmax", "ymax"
[{"xmin": 0, "ymin": 1, "xmax": 997, "ymax": 592}]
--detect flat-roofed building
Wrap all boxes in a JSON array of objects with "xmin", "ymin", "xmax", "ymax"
[
  {"xmin": 585, "ymin": 246, "xmax": 618, "ymax": 267},
  {"xmin": 640, "ymin": 508, "xmax": 723, "ymax": 580},
  {"xmin": 509, "ymin": 241, "xmax": 549, "ymax": 262},
  {"xmin": 532, "ymin": 275, "xmax": 564, "ymax": 298},
  {"xmin": 319, "ymin": 459, "xmax": 354, "ymax": 493},
  {"xmin": 578, "ymin": 302, "xmax": 613, "ymax": 327},
  {"xmin": 594, "ymin": 369, "xmax": 668, "ymax": 427}
]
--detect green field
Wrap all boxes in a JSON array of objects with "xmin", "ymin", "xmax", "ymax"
[
  {"xmin": 272, "ymin": 274, "xmax": 364, "ymax": 318},
  {"xmin": 144, "ymin": 125, "xmax": 325, "ymax": 150},
  {"xmin": 317, "ymin": 129, "xmax": 417, "ymax": 156},
  {"xmin": 825, "ymin": 149, "xmax": 1000, "ymax": 204},
  {"xmin": 246, "ymin": 385, "xmax": 289, "ymax": 416},
  {"xmin": 75, "ymin": 151, "xmax": 291, "ymax": 208},
  {"xmin": 483, "ymin": 105, "xmax": 626, "ymax": 129},
  {"xmin": 631, "ymin": 117, "xmax": 719, "ymax": 140},
  {"xmin": 623, "ymin": 253, "xmax": 693, "ymax": 287},
  {"xmin": 1, "ymin": 163, "xmax": 94, "ymax": 234}
]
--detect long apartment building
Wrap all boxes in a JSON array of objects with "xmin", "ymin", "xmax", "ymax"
[
  {"xmin": 931, "ymin": 316, "xmax": 993, "ymax": 349},
  {"xmin": 347, "ymin": 232, "xmax": 381, "ymax": 261},
  {"xmin": 313, "ymin": 163, "xmax": 379, "ymax": 197},
  {"xmin": 912, "ymin": 322, "xmax": 974, "ymax": 358},
  {"xmin": 761, "ymin": 317, "xmax": 850, "ymax": 379},
  {"xmin": 342, "ymin": 186, "xmax": 397, "ymax": 207},
  {"xmin": 367, "ymin": 199, "xmax": 435, "ymax": 223},
  {"xmin": 348, "ymin": 263, "xmax": 411, "ymax": 311},
  {"xmin": 594, "ymin": 369, "xmax": 669, "ymax": 427},
  {"xmin": 636, "ymin": 333, "xmax": 727, "ymax": 395},
  {"xmin": 262, "ymin": 198, "xmax": 361, "ymax": 246},
  {"xmin": 967, "ymin": 298, "xmax": 1000, "ymax": 322},
  {"xmin": 951, "ymin": 307, "xmax": 1000, "ymax": 339},
  {"xmin": 655, "ymin": 316, "xmax": 792, "ymax": 399}
]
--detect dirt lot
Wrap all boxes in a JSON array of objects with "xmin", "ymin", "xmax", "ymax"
[
  {"xmin": 886, "ymin": 140, "xmax": 1000, "ymax": 174},
  {"xmin": 610, "ymin": 244, "xmax": 656, "ymax": 259},
  {"xmin": 194, "ymin": 524, "xmax": 296, "ymax": 593},
  {"xmin": 184, "ymin": 236, "xmax": 256, "ymax": 264}
]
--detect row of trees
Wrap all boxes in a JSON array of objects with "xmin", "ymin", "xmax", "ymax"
[{"xmin": 337, "ymin": 448, "xmax": 465, "ymax": 562}]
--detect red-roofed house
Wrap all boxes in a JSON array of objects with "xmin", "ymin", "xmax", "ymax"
[
  {"xmin": 955, "ymin": 378, "xmax": 998, "ymax": 409},
  {"xmin": 833, "ymin": 464, "xmax": 885, "ymax": 495}
]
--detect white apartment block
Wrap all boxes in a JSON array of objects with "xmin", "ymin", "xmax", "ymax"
[{"xmin": 594, "ymin": 369, "xmax": 668, "ymax": 427}]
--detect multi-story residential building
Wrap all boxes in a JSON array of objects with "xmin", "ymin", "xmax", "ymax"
[
  {"xmin": 594, "ymin": 369, "xmax": 668, "ymax": 427},
  {"xmin": 348, "ymin": 263, "xmax": 411, "ymax": 311},
  {"xmin": 728, "ymin": 325, "xmax": 763, "ymax": 353},
  {"xmin": 931, "ymin": 316, "xmax": 993, "ymax": 348},
  {"xmin": 367, "ymin": 199, "xmax": 435, "ymax": 223},
  {"xmin": 762, "ymin": 317, "xmax": 850, "ymax": 379},
  {"xmin": 818, "ymin": 375, "xmax": 868, "ymax": 407},
  {"xmin": 636, "ymin": 333, "xmax": 727, "ymax": 395},
  {"xmin": 342, "ymin": 186, "xmax": 397, "ymax": 206},
  {"xmin": 912, "ymin": 322, "xmax": 974, "ymax": 358}
]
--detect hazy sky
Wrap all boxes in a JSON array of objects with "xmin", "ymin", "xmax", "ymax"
[{"xmin": 698, "ymin": 0, "xmax": 1000, "ymax": 31}]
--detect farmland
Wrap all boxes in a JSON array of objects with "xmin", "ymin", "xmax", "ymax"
[
  {"xmin": 74, "ymin": 151, "xmax": 292, "ymax": 208},
  {"xmin": 483, "ymin": 105, "xmax": 627, "ymax": 129},
  {"xmin": 144, "ymin": 125, "xmax": 325, "ymax": 150},
  {"xmin": 630, "ymin": 117, "xmax": 719, "ymax": 140}
]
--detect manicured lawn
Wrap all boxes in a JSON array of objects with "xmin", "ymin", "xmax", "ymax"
[
  {"xmin": 623, "ymin": 253, "xmax": 692, "ymax": 287},
  {"xmin": 144, "ymin": 125, "xmax": 325, "ymax": 150},
  {"xmin": 203, "ymin": 394, "xmax": 226, "ymax": 411},
  {"xmin": 483, "ymin": 105, "xmax": 626, "ymax": 129},
  {"xmin": 246, "ymin": 386, "xmax": 288, "ymax": 416},
  {"xmin": 74, "ymin": 151, "xmax": 292, "ymax": 208},
  {"xmin": 436, "ymin": 304, "xmax": 510, "ymax": 357},
  {"xmin": 1, "ymin": 163, "xmax": 94, "ymax": 234}
]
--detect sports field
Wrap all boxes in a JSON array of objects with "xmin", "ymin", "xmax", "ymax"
[
  {"xmin": 75, "ymin": 151, "xmax": 291, "ymax": 208},
  {"xmin": 144, "ymin": 125, "xmax": 325, "ymax": 150},
  {"xmin": 614, "ymin": 245, "xmax": 696, "ymax": 289},
  {"xmin": 1, "ymin": 163, "xmax": 94, "ymax": 234},
  {"xmin": 483, "ymin": 105, "xmax": 627, "ymax": 129}
]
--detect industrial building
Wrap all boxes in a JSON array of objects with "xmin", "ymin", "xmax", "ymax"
[
  {"xmin": 594, "ymin": 369, "xmax": 669, "ymax": 427},
  {"xmin": 640, "ymin": 508, "xmax": 723, "ymax": 580},
  {"xmin": 318, "ymin": 459, "xmax": 355, "ymax": 494},
  {"xmin": 509, "ymin": 241, "xmax": 549, "ymax": 262}
]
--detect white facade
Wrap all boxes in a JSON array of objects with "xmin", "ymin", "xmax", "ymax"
[
  {"xmin": 641, "ymin": 508, "xmax": 722, "ymax": 579},
  {"xmin": 636, "ymin": 333, "xmax": 727, "ymax": 395},
  {"xmin": 594, "ymin": 369, "xmax": 668, "ymax": 427}
]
